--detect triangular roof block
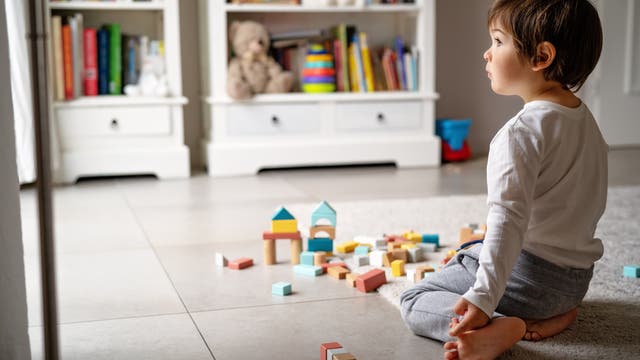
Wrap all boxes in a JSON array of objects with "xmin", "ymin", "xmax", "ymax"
[
  {"xmin": 272, "ymin": 206, "xmax": 295, "ymax": 221},
  {"xmin": 311, "ymin": 201, "xmax": 337, "ymax": 227}
]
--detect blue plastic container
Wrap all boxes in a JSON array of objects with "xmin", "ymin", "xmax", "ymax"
[{"xmin": 436, "ymin": 119, "xmax": 472, "ymax": 151}]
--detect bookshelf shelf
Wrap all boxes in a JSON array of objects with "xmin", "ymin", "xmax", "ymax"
[
  {"xmin": 207, "ymin": 91, "xmax": 438, "ymax": 105},
  {"xmin": 199, "ymin": 0, "xmax": 440, "ymax": 176},
  {"xmin": 224, "ymin": 4, "xmax": 421, "ymax": 13},
  {"xmin": 47, "ymin": 0, "xmax": 189, "ymax": 183},
  {"xmin": 49, "ymin": 1, "xmax": 165, "ymax": 11},
  {"xmin": 53, "ymin": 95, "xmax": 188, "ymax": 108}
]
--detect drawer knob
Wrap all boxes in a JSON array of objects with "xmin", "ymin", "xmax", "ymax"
[
  {"xmin": 377, "ymin": 113, "xmax": 385, "ymax": 122},
  {"xmin": 110, "ymin": 118, "xmax": 119, "ymax": 130},
  {"xmin": 271, "ymin": 115, "xmax": 280, "ymax": 125}
]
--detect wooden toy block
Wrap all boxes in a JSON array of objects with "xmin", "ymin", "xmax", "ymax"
[
  {"xmin": 384, "ymin": 234, "xmax": 405, "ymax": 243},
  {"xmin": 403, "ymin": 230, "xmax": 423, "ymax": 243},
  {"xmin": 416, "ymin": 265, "xmax": 435, "ymax": 273},
  {"xmin": 458, "ymin": 227, "xmax": 473, "ymax": 246},
  {"xmin": 262, "ymin": 231, "xmax": 302, "ymax": 240},
  {"xmin": 272, "ymin": 282, "xmax": 292, "ymax": 296},
  {"xmin": 321, "ymin": 342, "xmax": 342, "ymax": 360},
  {"xmin": 355, "ymin": 268, "xmax": 387, "ymax": 293},
  {"xmin": 312, "ymin": 201, "xmax": 337, "ymax": 227},
  {"xmin": 310, "ymin": 225, "xmax": 336, "ymax": 239},
  {"xmin": 272, "ymin": 219, "xmax": 298, "ymax": 233},
  {"xmin": 333, "ymin": 353, "xmax": 357, "ymax": 360},
  {"xmin": 262, "ymin": 240, "xmax": 276, "ymax": 265},
  {"xmin": 369, "ymin": 250, "xmax": 386, "ymax": 267},
  {"xmin": 422, "ymin": 233, "xmax": 440, "ymax": 247},
  {"xmin": 354, "ymin": 245, "xmax": 370, "ymax": 255},
  {"xmin": 406, "ymin": 269, "xmax": 417, "ymax": 283},
  {"xmin": 328, "ymin": 266, "xmax": 350, "ymax": 279},
  {"xmin": 382, "ymin": 251, "xmax": 394, "ymax": 267},
  {"xmin": 623, "ymin": 265, "xmax": 640, "ymax": 278},
  {"xmin": 391, "ymin": 260, "xmax": 406, "ymax": 277},
  {"xmin": 352, "ymin": 255, "xmax": 369, "ymax": 267},
  {"xmin": 392, "ymin": 249, "xmax": 408, "ymax": 262},
  {"xmin": 374, "ymin": 238, "xmax": 387, "ymax": 249},
  {"xmin": 327, "ymin": 348, "xmax": 349, "ymax": 359},
  {"xmin": 345, "ymin": 272, "xmax": 358, "ymax": 287},
  {"xmin": 272, "ymin": 206, "xmax": 295, "ymax": 220},
  {"xmin": 308, "ymin": 237, "xmax": 334, "ymax": 252},
  {"xmin": 215, "ymin": 253, "xmax": 228, "ymax": 268},
  {"xmin": 291, "ymin": 238, "xmax": 303, "ymax": 265},
  {"xmin": 314, "ymin": 251, "xmax": 327, "ymax": 265},
  {"xmin": 401, "ymin": 243, "xmax": 417, "ymax": 250},
  {"xmin": 387, "ymin": 242, "xmax": 403, "ymax": 252},
  {"xmin": 407, "ymin": 247, "xmax": 423, "ymax": 263},
  {"xmin": 321, "ymin": 262, "xmax": 348, "ymax": 273},
  {"xmin": 336, "ymin": 241, "xmax": 358, "ymax": 253},
  {"xmin": 442, "ymin": 249, "xmax": 457, "ymax": 265},
  {"xmin": 416, "ymin": 242, "xmax": 437, "ymax": 252},
  {"xmin": 294, "ymin": 264, "xmax": 323, "ymax": 277},
  {"xmin": 229, "ymin": 257, "xmax": 253, "ymax": 270},
  {"xmin": 301, "ymin": 251, "xmax": 315, "ymax": 266}
]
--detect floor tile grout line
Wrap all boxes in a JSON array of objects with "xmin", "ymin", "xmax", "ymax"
[
  {"xmin": 121, "ymin": 190, "xmax": 217, "ymax": 360},
  {"xmin": 27, "ymin": 311, "xmax": 190, "ymax": 328},
  {"xmin": 187, "ymin": 294, "xmax": 379, "ymax": 315}
]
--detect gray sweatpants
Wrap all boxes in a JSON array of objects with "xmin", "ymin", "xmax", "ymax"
[{"xmin": 400, "ymin": 244, "xmax": 593, "ymax": 342}]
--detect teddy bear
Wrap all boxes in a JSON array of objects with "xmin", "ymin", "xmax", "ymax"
[{"xmin": 226, "ymin": 20, "xmax": 294, "ymax": 100}]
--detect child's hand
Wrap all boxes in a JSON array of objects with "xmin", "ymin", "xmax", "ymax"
[{"xmin": 448, "ymin": 297, "xmax": 490, "ymax": 336}]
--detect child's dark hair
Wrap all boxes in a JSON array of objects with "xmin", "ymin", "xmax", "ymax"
[{"xmin": 488, "ymin": 0, "xmax": 602, "ymax": 91}]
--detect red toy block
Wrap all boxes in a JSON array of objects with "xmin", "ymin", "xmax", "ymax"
[
  {"xmin": 228, "ymin": 257, "xmax": 253, "ymax": 270},
  {"xmin": 321, "ymin": 262, "xmax": 348, "ymax": 273},
  {"xmin": 262, "ymin": 231, "xmax": 302, "ymax": 240},
  {"xmin": 442, "ymin": 140, "xmax": 471, "ymax": 162},
  {"xmin": 355, "ymin": 269, "xmax": 387, "ymax": 293},
  {"xmin": 321, "ymin": 342, "xmax": 342, "ymax": 360}
]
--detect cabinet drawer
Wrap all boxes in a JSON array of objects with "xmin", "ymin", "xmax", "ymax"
[
  {"xmin": 227, "ymin": 104, "xmax": 321, "ymax": 136},
  {"xmin": 57, "ymin": 106, "xmax": 172, "ymax": 137},
  {"xmin": 335, "ymin": 101, "xmax": 422, "ymax": 131}
]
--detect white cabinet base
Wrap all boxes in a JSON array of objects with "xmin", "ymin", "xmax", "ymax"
[
  {"xmin": 54, "ymin": 146, "xmax": 190, "ymax": 183},
  {"xmin": 204, "ymin": 136, "xmax": 440, "ymax": 177}
]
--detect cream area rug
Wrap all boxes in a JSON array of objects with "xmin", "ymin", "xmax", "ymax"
[{"xmin": 289, "ymin": 186, "xmax": 640, "ymax": 360}]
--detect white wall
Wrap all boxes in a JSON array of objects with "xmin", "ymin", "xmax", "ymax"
[{"xmin": 0, "ymin": 0, "xmax": 32, "ymax": 358}]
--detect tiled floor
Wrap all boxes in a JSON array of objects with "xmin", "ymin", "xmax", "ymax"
[{"xmin": 19, "ymin": 148, "xmax": 640, "ymax": 360}]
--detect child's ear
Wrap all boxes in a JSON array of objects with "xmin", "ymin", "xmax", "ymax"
[{"xmin": 532, "ymin": 41, "xmax": 556, "ymax": 71}]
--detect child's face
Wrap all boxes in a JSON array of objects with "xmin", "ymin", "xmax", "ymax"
[{"xmin": 483, "ymin": 24, "xmax": 533, "ymax": 97}]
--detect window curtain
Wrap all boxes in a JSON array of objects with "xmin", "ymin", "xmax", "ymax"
[{"xmin": 5, "ymin": 0, "xmax": 36, "ymax": 184}]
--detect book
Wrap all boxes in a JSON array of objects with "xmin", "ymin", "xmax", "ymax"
[
  {"xmin": 83, "ymin": 28, "xmax": 98, "ymax": 96},
  {"xmin": 359, "ymin": 32, "xmax": 375, "ymax": 92},
  {"xmin": 68, "ymin": 16, "xmax": 78, "ymax": 98},
  {"xmin": 333, "ymin": 39, "xmax": 344, "ymax": 92},
  {"xmin": 404, "ymin": 51, "xmax": 413, "ymax": 91},
  {"xmin": 107, "ymin": 23, "xmax": 122, "ymax": 94},
  {"xmin": 348, "ymin": 42, "xmax": 359, "ymax": 92},
  {"xmin": 51, "ymin": 15, "xmax": 64, "ymax": 101},
  {"xmin": 72, "ymin": 13, "xmax": 84, "ymax": 98},
  {"xmin": 394, "ymin": 36, "xmax": 407, "ymax": 90},
  {"xmin": 351, "ymin": 34, "xmax": 366, "ymax": 92},
  {"xmin": 97, "ymin": 27, "xmax": 109, "ymax": 95},
  {"xmin": 61, "ymin": 23, "xmax": 74, "ymax": 100},
  {"xmin": 122, "ymin": 35, "xmax": 139, "ymax": 87}
]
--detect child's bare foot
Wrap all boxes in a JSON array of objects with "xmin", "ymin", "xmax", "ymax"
[
  {"xmin": 443, "ymin": 317, "xmax": 526, "ymax": 360},
  {"xmin": 523, "ymin": 308, "xmax": 577, "ymax": 341}
]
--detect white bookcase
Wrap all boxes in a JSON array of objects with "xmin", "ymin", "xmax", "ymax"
[
  {"xmin": 47, "ymin": 0, "xmax": 189, "ymax": 184},
  {"xmin": 198, "ymin": 0, "xmax": 441, "ymax": 177}
]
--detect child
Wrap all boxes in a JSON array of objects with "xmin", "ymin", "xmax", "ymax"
[{"xmin": 400, "ymin": 0, "xmax": 607, "ymax": 359}]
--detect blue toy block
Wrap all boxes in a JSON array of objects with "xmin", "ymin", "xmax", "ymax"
[
  {"xmin": 311, "ymin": 201, "xmax": 337, "ymax": 227},
  {"xmin": 308, "ymin": 237, "xmax": 333, "ymax": 252},
  {"xmin": 272, "ymin": 282, "xmax": 292, "ymax": 296},
  {"xmin": 623, "ymin": 265, "xmax": 640, "ymax": 278},
  {"xmin": 294, "ymin": 264, "xmax": 323, "ymax": 277},
  {"xmin": 354, "ymin": 245, "xmax": 370, "ymax": 256},
  {"xmin": 422, "ymin": 234, "xmax": 440, "ymax": 248},
  {"xmin": 436, "ymin": 119, "xmax": 472, "ymax": 151},
  {"xmin": 300, "ymin": 251, "xmax": 315, "ymax": 266},
  {"xmin": 272, "ymin": 206, "xmax": 295, "ymax": 221}
]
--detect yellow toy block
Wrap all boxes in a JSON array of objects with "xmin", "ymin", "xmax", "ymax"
[
  {"xmin": 403, "ymin": 231, "xmax": 423, "ymax": 243},
  {"xmin": 401, "ymin": 243, "xmax": 417, "ymax": 250},
  {"xmin": 272, "ymin": 219, "xmax": 298, "ymax": 233},
  {"xmin": 391, "ymin": 260, "xmax": 406, "ymax": 277},
  {"xmin": 336, "ymin": 241, "xmax": 359, "ymax": 253}
]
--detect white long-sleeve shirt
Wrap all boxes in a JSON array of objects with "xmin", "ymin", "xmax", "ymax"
[{"xmin": 463, "ymin": 100, "xmax": 609, "ymax": 317}]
